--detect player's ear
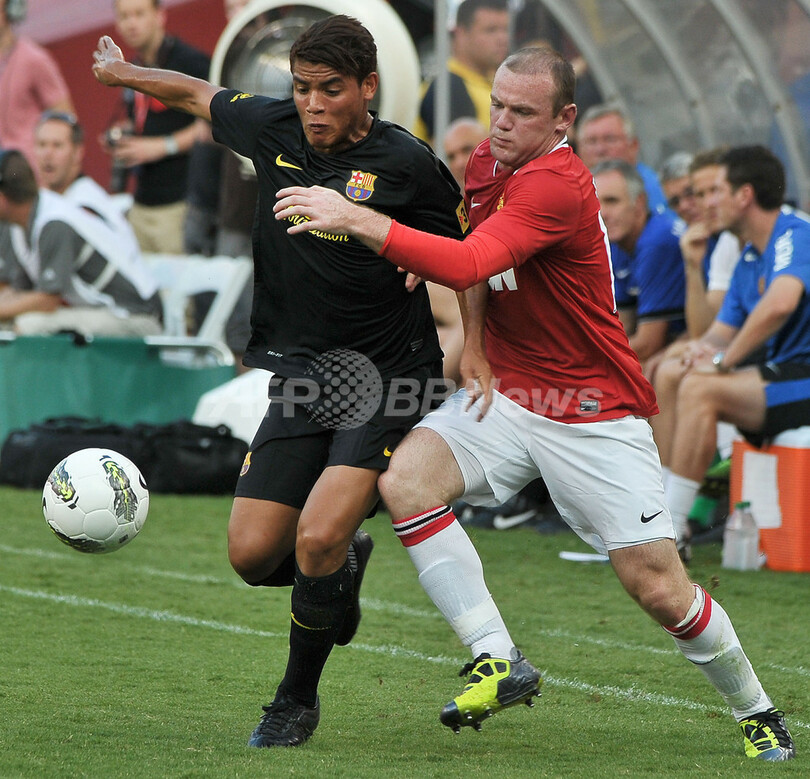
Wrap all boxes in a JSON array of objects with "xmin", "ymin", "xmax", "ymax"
[
  {"xmin": 557, "ymin": 103, "xmax": 577, "ymax": 133},
  {"xmin": 362, "ymin": 72, "xmax": 379, "ymax": 102}
]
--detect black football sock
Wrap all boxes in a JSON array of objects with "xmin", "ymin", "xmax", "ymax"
[
  {"xmin": 249, "ymin": 551, "xmax": 296, "ymax": 587},
  {"xmin": 277, "ymin": 561, "xmax": 353, "ymax": 708}
]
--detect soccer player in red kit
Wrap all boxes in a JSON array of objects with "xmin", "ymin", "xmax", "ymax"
[{"xmin": 274, "ymin": 47, "xmax": 794, "ymax": 761}]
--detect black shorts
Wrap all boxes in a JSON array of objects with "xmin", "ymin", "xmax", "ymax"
[
  {"xmin": 235, "ymin": 360, "xmax": 444, "ymax": 508},
  {"xmin": 740, "ymin": 361, "xmax": 810, "ymax": 446}
]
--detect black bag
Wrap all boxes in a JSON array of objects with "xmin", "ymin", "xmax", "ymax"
[
  {"xmin": 0, "ymin": 417, "xmax": 147, "ymax": 490},
  {"xmin": 0, "ymin": 417, "xmax": 247, "ymax": 494},
  {"xmin": 133, "ymin": 420, "xmax": 247, "ymax": 495}
]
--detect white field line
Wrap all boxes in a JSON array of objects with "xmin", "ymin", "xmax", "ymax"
[
  {"xmin": 2, "ymin": 582, "xmax": 809, "ymax": 732},
  {"xmin": 3, "ymin": 543, "xmax": 808, "ymax": 679}
]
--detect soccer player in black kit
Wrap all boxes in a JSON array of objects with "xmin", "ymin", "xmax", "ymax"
[{"xmin": 93, "ymin": 15, "xmax": 467, "ymax": 747}]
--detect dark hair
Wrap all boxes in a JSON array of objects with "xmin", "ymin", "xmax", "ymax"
[
  {"xmin": 289, "ymin": 14, "xmax": 377, "ymax": 83},
  {"xmin": 37, "ymin": 110, "xmax": 84, "ymax": 145},
  {"xmin": 0, "ymin": 149, "xmax": 38, "ymax": 203},
  {"xmin": 689, "ymin": 146, "xmax": 729, "ymax": 174},
  {"xmin": 720, "ymin": 145, "xmax": 785, "ymax": 210},
  {"xmin": 456, "ymin": 0, "xmax": 508, "ymax": 29},
  {"xmin": 501, "ymin": 47, "xmax": 575, "ymax": 115}
]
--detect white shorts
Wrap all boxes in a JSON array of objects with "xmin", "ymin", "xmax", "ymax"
[{"xmin": 416, "ymin": 389, "xmax": 674, "ymax": 554}]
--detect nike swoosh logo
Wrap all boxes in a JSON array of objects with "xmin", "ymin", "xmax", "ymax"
[
  {"xmin": 640, "ymin": 510, "xmax": 664, "ymax": 523},
  {"xmin": 275, "ymin": 154, "xmax": 303, "ymax": 170},
  {"xmin": 470, "ymin": 200, "xmax": 482, "ymax": 208},
  {"xmin": 493, "ymin": 509, "xmax": 535, "ymax": 530},
  {"xmin": 383, "ymin": 446, "xmax": 393, "ymax": 457}
]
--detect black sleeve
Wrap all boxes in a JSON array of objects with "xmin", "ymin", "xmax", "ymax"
[{"xmin": 210, "ymin": 89, "xmax": 279, "ymax": 161}]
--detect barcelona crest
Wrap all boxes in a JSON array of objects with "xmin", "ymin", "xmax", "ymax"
[{"xmin": 346, "ymin": 170, "xmax": 377, "ymax": 201}]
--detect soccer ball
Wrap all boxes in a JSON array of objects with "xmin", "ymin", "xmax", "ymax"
[{"xmin": 42, "ymin": 448, "xmax": 149, "ymax": 554}]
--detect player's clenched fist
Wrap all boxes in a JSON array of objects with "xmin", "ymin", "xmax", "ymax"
[{"xmin": 92, "ymin": 36, "xmax": 126, "ymax": 86}]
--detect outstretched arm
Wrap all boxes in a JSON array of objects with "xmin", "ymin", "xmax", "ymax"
[{"xmin": 92, "ymin": 36, "xmax": 221, "ymax": 122}]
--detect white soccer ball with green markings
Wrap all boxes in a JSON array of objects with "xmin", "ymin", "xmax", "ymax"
[{"xmin": 42, "ymin": 448, "xmax": 149, "ymax": 554}]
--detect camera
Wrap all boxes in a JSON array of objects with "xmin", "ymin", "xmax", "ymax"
[{"xmin": 105, "ymin": 125, "xmax": 133, "ymax": 148}]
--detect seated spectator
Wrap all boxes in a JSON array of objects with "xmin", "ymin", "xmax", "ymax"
[
  {"xmin": 413, "ymin": 0, "xmax": 508, "ymax": 146},
  {"xmin": 660, "ymin": 146, "xmax": 810, "ymax": 555},
  {"xmin": 659, "ymin": 151, "xmax": 699, "ymax": 224},
  {"xmin": 650, "ymin": 150, "xmax": 744, "ymax": 468},
  {"xmin": 0, "ymin": 150, "xmax": 162, "ymax": 337},
  {"xmin": 33, "ymin": 111, "xmax": 141, "ymax": 260},
  {"xmin": 650, "ymin": 152, "xmax": 744, "ymax": 526},
  {"xmin": 0, "ymin": 1, "xmax": 74, "ymax": 169},
  {"xmin": 577, "ymin": 103, "xmax": 667, "ymax": 213},
  {"xmin": 678, "ymin": 148, "xmax": 742, "ymax": 338},
  {"xmin": 593, "ymin": 159, "xmax": 686, "ymax": 366}
]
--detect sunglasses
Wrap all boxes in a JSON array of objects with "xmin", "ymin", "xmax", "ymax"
[
  {"xmin": 667, "ymin": 188, "xmax": 695, "ymax": 209},
  {"xmin": 39, "ymin": 110, "xmax": 80, "ymax": 127}
]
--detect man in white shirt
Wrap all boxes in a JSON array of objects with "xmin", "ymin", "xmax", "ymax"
[
  {"xmin": 33, "ymin": 110, "xmax": 140, "ymax": 258},
  {"xmin": 0, "ymin": 148, "xmax": 161, "ymax": 336}
]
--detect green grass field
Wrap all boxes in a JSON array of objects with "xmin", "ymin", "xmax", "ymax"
[{"xmin": 2, "ymin": 486, "xmax": 807, "ymax": 778}]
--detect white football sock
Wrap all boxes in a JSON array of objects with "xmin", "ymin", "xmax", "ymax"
[
  {"xmin": 665, "ymin": 585, "xmax": 772, "ymax": 719},
  {"xmin": 393, "ymin": 507, "xmax": 514, "ymax": 658}
]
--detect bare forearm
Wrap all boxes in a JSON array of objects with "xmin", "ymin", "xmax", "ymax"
[
  {"xmin": 684, "ymin": 267, "xmax": 713, "ymax": 338},
  {"xmin": 722, "ymin": 277, "xmax": 803, "ymax": 369},
  {"xmin": 338, "ymin": 204, "xmax": 392, "ymax": 253},
  {"xmin": 93, "ymin": 35, "xmax": 219, "ymax": 122},
  {"xmin": 109, "ymin": 61, "xmax": 216, "ymax": 120},
  {"xmin": 458, "ymin": 283, "xmax": 489, "ymax": 351},
  {"xmin": 0, "ymin": 289, "xmax": 61, "ymax": 319}
]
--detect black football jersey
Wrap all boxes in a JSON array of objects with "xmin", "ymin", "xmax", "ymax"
[{"xmin": 210, "ymin": 89, "xmax": 468, "ymax": 380}]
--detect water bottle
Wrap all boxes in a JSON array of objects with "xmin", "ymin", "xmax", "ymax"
[{"xmin": 722, "ymin": 501, "xmax": 760, "ymax": 570}]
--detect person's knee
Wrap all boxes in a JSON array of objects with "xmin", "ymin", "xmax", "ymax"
[
  {"xmin": 654, "ymin": 357, "xmax": 684, "ymax": 394},
  {"xmin": 378, "ymin": 454, "xmax": 422, "ymax": 511},
  {"xmin": 295, "ymin": 522, "xmax": 347, "ymax": 560},
  {"xmin": 228, "ymin": 531, "xmax": 268, "ymax": 582},
  {"xmin": 227, "ymin": 524, "xmax": 293, "ymax": 584},
  {"xmin": 676, "ymin": 372, "xmax": 715, "ymax": 412}
]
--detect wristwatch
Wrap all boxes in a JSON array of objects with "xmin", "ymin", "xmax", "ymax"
[
  {"xmin": 164, "ymin": 135, "xmax": 179, "ymax": 156},
  {"xmin": 712, "ymin": 351, "xmax": 730, "ymax": 373}
]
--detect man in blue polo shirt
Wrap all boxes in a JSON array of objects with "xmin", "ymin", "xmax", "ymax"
[
  {"xmin": 662, "ymin": 146, "xmax": 810, "ymax": 557},
  {"xmin": 593, "ymin": 159, "xmax": 686, "ymax": 367}
]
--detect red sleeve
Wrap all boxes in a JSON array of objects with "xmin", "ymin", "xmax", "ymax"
[
  {"xmin": 380, "ymin": 220, "xmax": 516, "ymax": 291},
  {"xmin": 380, "ymin": 167, "xmax": 581, "ymax": 291}
]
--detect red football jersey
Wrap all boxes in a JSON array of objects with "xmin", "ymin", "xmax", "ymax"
[{"xmin": 463, "ymin": 140, "xmax": 658, "ymax": 423}]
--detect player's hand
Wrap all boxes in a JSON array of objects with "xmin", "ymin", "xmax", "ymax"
[
  {"xmin": 274, "ymin": 185, "xmax": 353, "ymax": 235},
  {"xmin": 109, "ymin": 135, "xmax": 169, "ymax": 166},
  {"xmin": 275, "ymin": 186, "xmax": 392, "ymax": 253},
  {"xmin": 680, "ymin": 339, "xmax": 715, "ymax": 369},
  {"xmin": 679, "ymin": 221, "xmax": 711, "ymax": 271},
  {"xmin": 460, "ymin": 343, "xmax": 496, "ymax": 421},
  {"xmin": 92, "ymin": 36, "xmax": 126, "ymax": 86},
  {"xmin": 399, "ymin": 270, "xmax": 422, "ymax": 292}
]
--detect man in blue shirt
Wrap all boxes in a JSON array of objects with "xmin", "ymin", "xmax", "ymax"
[
  {"xmin": 663, "ymin": 146, "xmax": 810, "ymax": 567},
  {"xmin": 593, "ymin": 159, "xmax": 686, "ymax": 366}
]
